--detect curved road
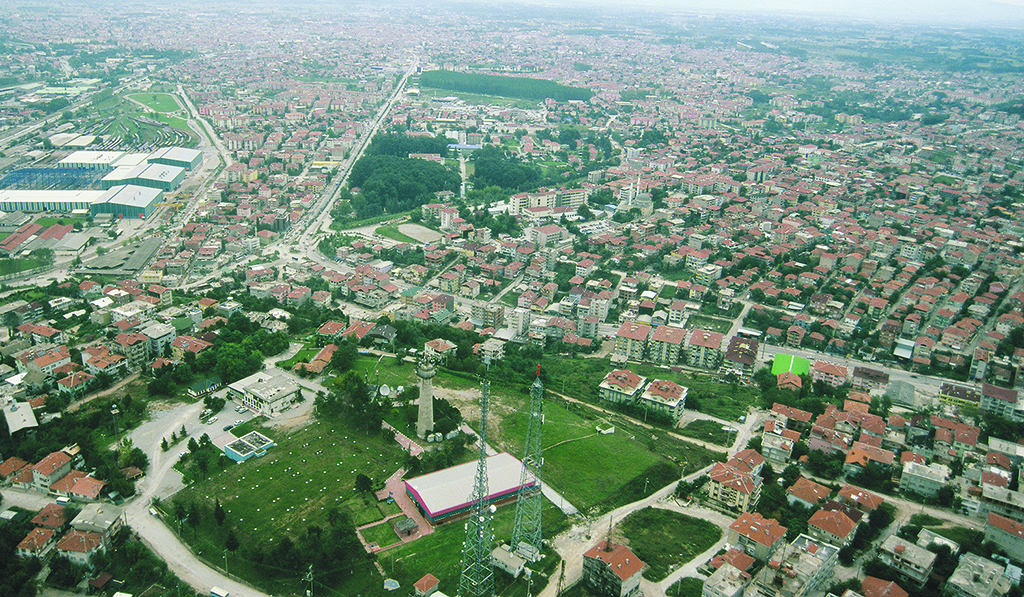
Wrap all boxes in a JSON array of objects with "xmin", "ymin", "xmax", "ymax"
[{"xmin": 125, "ymin": 401, "xmax": 273, "ymax": 597}]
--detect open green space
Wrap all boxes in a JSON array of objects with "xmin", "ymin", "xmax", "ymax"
[
  {"xmin": 619, "ymin": 508, "xmax": 721, "ymax": 581},
  {"xmin": 666, "ymin": 577, "xmax": 704, "ymax": 597},
  {"xmin": 34, "ymin": 216, "xmax": 87, "ymax": 227},
  {"xmin": 420, "ymin": 70, "xmax": 593, "ymax": 102},
  {"xmin": 930, "ymin": 526, "xmax": 984, "ymax": 548},
  {"xmin": 909, "ymin": 513, "xmax": 944, "ymax": 527},
  {"xmin": 678, "ymin": 419, "xmax": 734, "ymax": 446},
  {"xmin": 382, "ymin": 504, "xmax": 565, "ymax": 597},
  {"xmin": 685, "ymin": 314, "xmax": 734, "ymax": 335},
  {"xmin": 490, "ymin": 389, "xmax": 719, "ymax": 513},
  {"xmin": 127, "ymin": 92, "xmax": 181, "ymax": 113},
  {"xmin": 277, "ymin": 346, "xmax": 319, "ymax": 370},
  {"xmin": 375, "ymin": 223, "xmax": 421, "ymax": 244},
  {"xmin": 168, "ymin": 418, "xmax": 407, "ymax": 596},
  {"xmin": 0, "ymin": 257, "xmax": 50, "ymax": 277},
  {"xmin": 360, "ymin": 521, "xmax": 400, "ymax": 548},
  {"xmin": 543, "ymin": 357, "xmax": 758, "ymax": 422}
]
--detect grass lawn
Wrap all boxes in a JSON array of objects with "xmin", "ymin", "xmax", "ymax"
[
  {"xmin": 383, "ymin": 502, "xmax": 566, "ymax": 596},
  {"xmin": 685, "ymin": 314, "xmax": 734, "ymax": 335},
  {"xmin": 360, "ymin": 520, "xmax": 400, "ymax": 548},
  {"xmin": 229, "ymin": 416, "xmax": 267, "ymax": 438},
  {"xmin": 543, "ymin": 357, "xmax": 758, "ymax": 422},
  {"xmin": 127, "ymin": 92, "xmax": 181, "ymax": 113},
  {"xmin": 666, "ymin": 577, "xmax": 704, "ymax": 597},
  {"xmin": 619, "ymin": 508, "xmax": 721, "ymax": 581},
  {"xmin": 277, "ymin": 346, "xmax": 318, "ymax": 369},
  {"xmin": 678, "ymin": 419, "xmax": 733, "ymax": 446},
  {"xmin": 931, "ymin": 526, "xmax": 984, "ymax": 547},
  {"xmin": 375, "ymin": 223, "xmax": 421, "ymax": 244},
  {"xmin": 168, "ymin": 418, "xmax": 407, "ymax": 595},
  {"xmin": 909, "ymin": 513, "xmax": 944, "ymax": 527},
  {"xmin": 33, "ymin": 216, "xmax": 86, "ymax": 227},
  {"xmin": 490, "ymin": 389, "xmax": 718, "ymax": 514},
  {"xmin": 0, "ymin": 257, "xmax": 49, "ymax": 277}
]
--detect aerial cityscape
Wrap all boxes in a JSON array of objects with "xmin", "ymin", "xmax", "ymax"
[{"xmin": 1, "ymin": 2, "xmax": 1024, "ymax": 597}]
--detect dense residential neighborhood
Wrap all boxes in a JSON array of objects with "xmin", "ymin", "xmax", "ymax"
[{"xmin": 1, "ymin": 3, "xmax": 1024, "ymax": 597}]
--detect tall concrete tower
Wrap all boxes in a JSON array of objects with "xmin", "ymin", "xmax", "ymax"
[{"xmin": 416, "ymin": 354, "xmax": 436, "ymax": 439}]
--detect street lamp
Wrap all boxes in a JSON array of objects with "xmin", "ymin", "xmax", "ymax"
[{"xmin": 110, "ymin": 405, "xmax": 121, "ymax": 437}]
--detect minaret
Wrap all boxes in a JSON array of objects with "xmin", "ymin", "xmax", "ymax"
[{"xmin": 416, "ymin": 354, "xmax": 436, "ymax": 439}]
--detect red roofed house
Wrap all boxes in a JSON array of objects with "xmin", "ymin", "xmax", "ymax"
[
  {"xmin": 637, "ymin": 379, "xmax": 687, "ymax": 423},
  {"xmin": 31, "ymin": 451, "xmax": 72, "ymax": 491},
  {"xmin": 808, "ymin": 509, "xmax": 857, "ymax": 547},
  {"xmin": 54, "ymin": 529, "xmax": 104, "ymax": 566},
  {"xmin": 687, "ymin": 328, "xmax": 723, "ymax": 369},
  {"xmin": 598, "ymin": 370, "xmax": 648, "ymax": 404},
  {"xmin": 614, "ymin": 322, "xmax": 651, "ymax": 362},
  {"xmin": 31, "ymin": 503, "xmax": 69, "ymax": 530},
  {"xmin": 171, "ymin": 336, "xmax": 213, "ymax": 361},
  {"xmin": 17, "ymin": 527, "xmax": 57, "ymax": 558},
  {"xmin": 728, "ymin": 512, "xmax": 787, "ymax": 561},
  {"xmin": 984, "ymin": 513, "xmax": 1024, "ymax": 562},
  {"xmin": 582, "ymin": 541, "xmax": 646, "ymax": 597},
  {"xmin": 837, "ymin": 484, "xmax": 884, "ymax": 513},
  {"xmin": 861, "ymin": 576, "xmax": 909, "ymax": 597},
  {"xmin": 707, "ymin": 460, "xmax": 762, "ymax": 512},
  {"xmin": 413, "ymin": 574, "xmax": 440, "ymax": 597},
  {"xmin": 0, "ymin": 456, "xmax": 29, "ymax": 480},
  {"xmin": 316, "ymin": 320, "xmax": 347, "ymax": 342},
  {"xmin": 787, "ymin": 477, "xmax": 831, "ymax": 509}
]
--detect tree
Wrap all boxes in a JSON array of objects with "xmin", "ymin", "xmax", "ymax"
[
  {"xmin": 225, "ymin": 529, "xmax": 240, "ymax": 552},
  {"xmin": 355, "ymin": 474, "xmax": 373, "ymax": 493},
  {"xmin": 161, "ymin": 438, "xmax": 169, "ymax": 452},
  {"xmin": 214, "ymin": 498, "xmax": 225, "ymax": 526}
]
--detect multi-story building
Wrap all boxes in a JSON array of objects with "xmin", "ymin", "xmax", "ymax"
[
  {"xmin": 898, "ymin": 462, "xmax": 950, "ymax": 499},
  {"xmin": 980, "ymin": 383, "xmax": 1019, "ymax": 420},
  {"xmin": 140, "ymin": 321, "xmax": 176, "ymax": 358},
  {"xmin": 113, "ymin": 332, "xmax": 149, "ymax": 371},
  {"xmin": 648, "ymin": 325, "xmax": 686, "ymax": 365},
  {"xmin": 945, "ymin": 553, "xmax": 1011, "ymax": 597},
  {"xmin": 708, "ymin": 459, "xmax": 762, "ymax": 512},
  {"xmin": 983, "ymin": 513, "xmax": 1024, "ymax": 562},
  {"xmin": 724, "ymin": 337, "xmax": 758, "ymax": 378},
  {"xmin": 807, "ymin": 510, "xmax": 857, "ymax": 548},
  {"xmin": 582, "ymin": 541, "xmax": 646, "ymax": 597},
  {"xmin": 747, "ymin": 535, "xmax": 839, "ymax": 597},
  {"xmin": 812, "ymin": 361, "xmax": 848, "ymax": 387},
  {"xmin": 471, "ymin": 303, "xmax": 505, "ymax": 329},
  {"xmin": 614, "ymin": 322, "xmax": 650, "ymax": 362},
  {"xmin": 702, "ymin": 563, "xmax": 749, "ymax": 597},
  {"xmin": 637, "ymin": 379, "xmax": 687, "ymax": 423},
  {"xmin": 878, "ymin": 535, "xmax": 935, "ymax": 587},
  {"xmin": 687, "ymin": 328, "xmax": 723, "ymax": 370},
  {"xmin": 598, "ymin": 370, "xmax": 647, "ymax": 405},
  {"xmin": 727, "ymin": 512, "xmax": 786, "ymax": 561}
]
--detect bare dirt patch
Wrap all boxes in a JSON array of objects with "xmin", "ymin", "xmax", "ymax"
[{"xmin": 398, "ymin": 224, "xmax": 442, "ymax": 243}]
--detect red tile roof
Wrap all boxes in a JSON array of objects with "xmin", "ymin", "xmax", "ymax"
[
  {"xmin": 808, "ymin": 509, "xmax": 856, "ymax": 540},
  {"xmin": 584, "ymin": 542, "xmax": 646, "ymax": 582},
  {"xmin": 729, "ymin": 512, "xmax": 787, "ymax": 547}
]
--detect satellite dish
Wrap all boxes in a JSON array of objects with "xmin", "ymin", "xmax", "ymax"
[
  {"xmin": 489, "ymin": 504, "xmax": 497, "ymax": 513},
  {"xmin": 380, "ymin": 385, "xmax": 392, "ymax": 397}
]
